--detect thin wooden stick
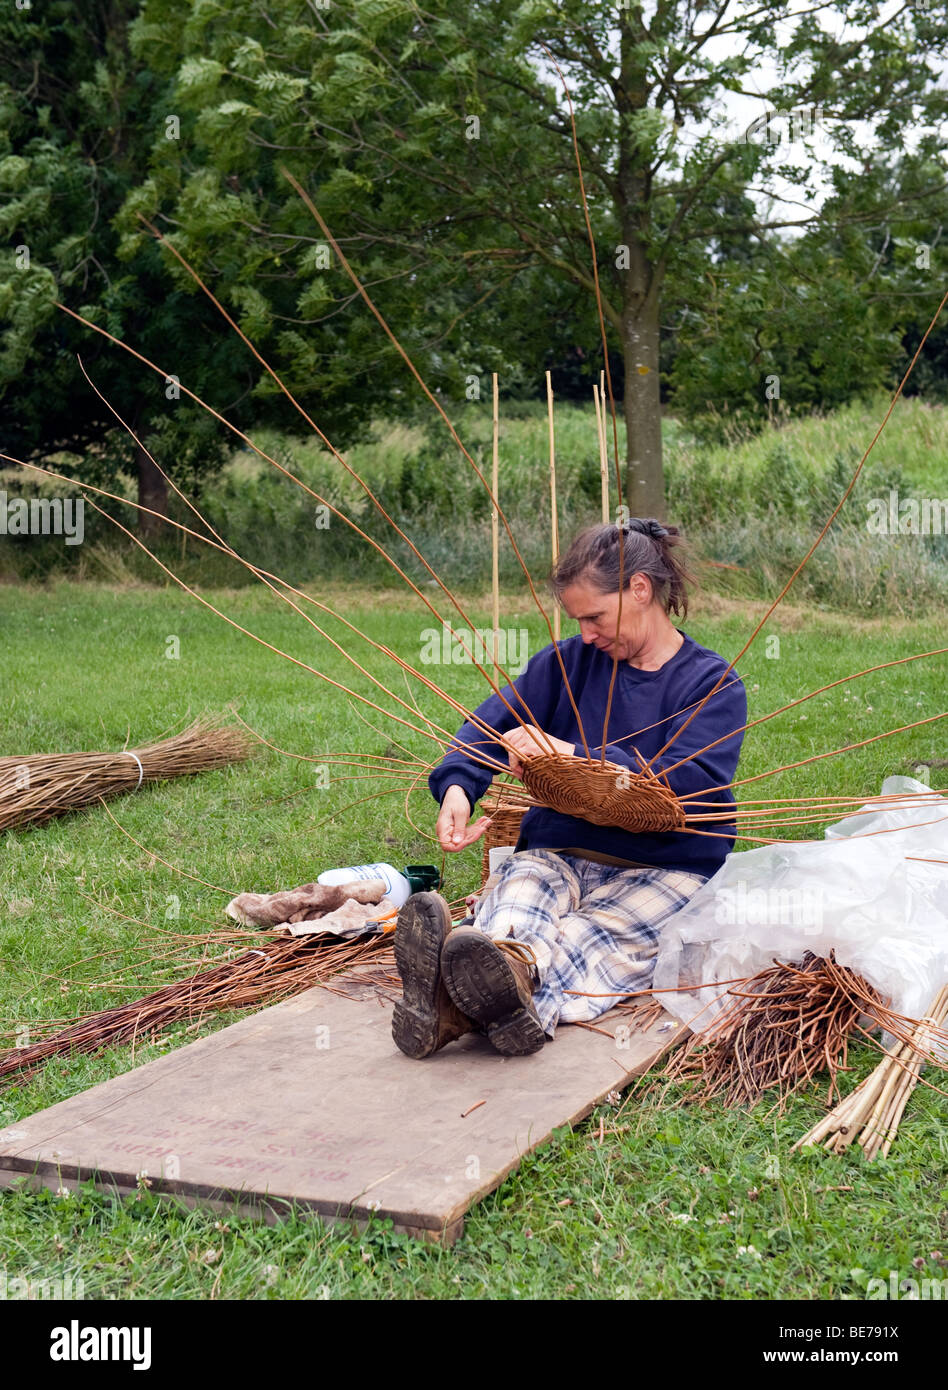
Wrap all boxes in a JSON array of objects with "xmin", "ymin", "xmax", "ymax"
[
  {"xmin": 0, "ymin": 721, "xmax": 250, "ymax": 837},
  {"xmin": 44, "ymin": 181, "xmax": 948, "ymax": 852},
  {"xmin": 546, "ymin": 369, "xmax": 560, "ymax": 641},
  {"xmin": 492, "ymin": 371, "xmax": 501, "ymax": 681},
  {"xmin": 685, "ymin": 712, "xmax": 948, "ymax": 799},
  {"xmin": 794, "ymin": 983, "xmax": 948, "ymax": 1158},
  {"xmin": 594, "ymin": 383, "xmax": 609, "ymax": 523},
  {"xmin": 536, "ymin": 49, "xmax": 625, "ymax": 762},
  {"xmin": 658, "ymin": 647, "xmax": 948, "ymax": 785},
  {"xmin": 64, "ymin": 213, "xmax": 945, "ymax": 851}
]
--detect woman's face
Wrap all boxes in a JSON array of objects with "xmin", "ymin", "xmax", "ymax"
[{"xmin": 559, "ymin": 574, "xmax": 657, "ymax": 662}]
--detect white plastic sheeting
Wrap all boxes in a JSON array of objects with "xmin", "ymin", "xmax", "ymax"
[{"xmin": 652, "ymin": 778, "xmax": 948, "ymax": 1033}]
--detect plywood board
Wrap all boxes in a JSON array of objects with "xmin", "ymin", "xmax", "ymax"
[{"xmin": 0, "ymin": 972, "xmax": 684, "ymax": 1244}]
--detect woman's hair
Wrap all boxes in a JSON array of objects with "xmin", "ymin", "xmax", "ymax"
[{"xmin": 549, "ymin": 518, "xmax": 696, "ymax": 619}]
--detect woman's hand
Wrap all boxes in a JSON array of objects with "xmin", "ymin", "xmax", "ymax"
[
  {"xmin": 436, "ymin": 785, "xmax": 493, "ymax": 852},
  {"xmin": 501, "ymin": 726, "xmax": 577, "ymax": 779}
]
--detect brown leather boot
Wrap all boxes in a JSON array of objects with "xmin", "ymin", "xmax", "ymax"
[
  {"xmin": 391, "ymin": 893, "xmax": 477, "ymax": 1059},
  {"xmin": 440, "ymin": 928, "xmax": 546, "ymax": 1056}
]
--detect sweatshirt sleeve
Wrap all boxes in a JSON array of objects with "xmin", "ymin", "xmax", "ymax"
[
  {"xmin": 573, "ymin": 672, "xmax": 746, "ymax": 803},
  {"xmin": 428, "ymin": 647, "xmax": 560, "ymax": 809}
]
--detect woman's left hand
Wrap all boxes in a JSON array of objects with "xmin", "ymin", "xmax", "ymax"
[{"xmin": 501, "ymin": 726, "xmax": 577, "ymax": 779}]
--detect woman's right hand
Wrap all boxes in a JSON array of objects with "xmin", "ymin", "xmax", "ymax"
[{"xmin": 436, "ymin": 785, "xmax": 493, "ymax": 852}]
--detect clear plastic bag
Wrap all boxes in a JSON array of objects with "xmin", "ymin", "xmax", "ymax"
[{"xmin": 652, "ymin": 777, "xmax": 948, "ymax": 1033}]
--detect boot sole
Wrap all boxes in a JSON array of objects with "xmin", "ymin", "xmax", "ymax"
[
  {"xmin": 391, "ymin": 894, "xmax": 451, "ymax": 1059},
  {"xmin": 441, "ymin": 932, "xmax": 545, "ymax": 1056}
]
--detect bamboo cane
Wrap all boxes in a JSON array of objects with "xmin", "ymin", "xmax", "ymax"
[
  {"xmin": 491, "ymin": 371, "xmax": 501, "ymax": 681},
  {"xmin": 868, "ymin": 1053, "xmax": 922, "ymax": 1158},
  {"xmin": 854, "ymin": 1041, "xmax": 915, "ymax": 1154},
  {"xmin": 878, "ymin": 1054, "xmax": 926, "ymax": 1158},
  {"xmin": 546, "ymin": 369, "xmax": 560, "ymax": 640},
  {"xmin": 594, "ymin": 383, "xmax": 609, "ymax": 523},
  {"xmin": 794, "ymin": 984, "xmax": 948, "ymax": 1158}
]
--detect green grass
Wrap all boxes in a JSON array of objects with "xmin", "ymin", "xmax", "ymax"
[{"xmin": 0, "ymin": 582, "xmax": 946, "ymax": 1299}]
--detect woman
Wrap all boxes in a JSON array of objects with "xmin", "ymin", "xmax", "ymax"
[{"xmin": 391, "ymin": 518, "xmax": 747, "ymax": 1060}]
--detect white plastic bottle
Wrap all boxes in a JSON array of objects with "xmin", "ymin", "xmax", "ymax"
[{"xmin": 317, "ymin": 862, "xmax": 442, "ymax": 908}]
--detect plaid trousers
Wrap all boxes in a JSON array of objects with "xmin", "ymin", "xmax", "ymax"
[{"xmin": 470, "ymin": 850, "xmax": 707, "ymax": 1036}]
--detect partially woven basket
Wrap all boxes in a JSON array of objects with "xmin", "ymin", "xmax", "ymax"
[
  {"xmin": 479, "ymin": 780, "xmax": 529, "ymax": 885},
  {"xmin": 519, "ymin": 754, "xmax": 686, "ymax": 835},
  {"xmin": 477, "ymin": 758, "xmax": 687, "ymax": 887}
]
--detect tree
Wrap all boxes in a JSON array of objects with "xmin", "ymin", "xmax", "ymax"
[
  {"xmin": 663, "ymin": 147, "xmax": 948, "ymax": 435},
  {"xmin": 0, "ymin": 1, "xmax": 363, "ymax": 533},
  {"xmin": 122, "ymin": 0, "xmax": 948, "ymax": 514}
]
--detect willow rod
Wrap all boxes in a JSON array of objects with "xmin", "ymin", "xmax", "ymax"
[
  {"xmin": 64, "ymin": 92, "xmax": 939, "ymax": 839},
  {"xmin": 540, "ymin": 46, "xmax": 626, "ymax": 762},
  {"xmin": 662, "ymin": 646, "xmax": 948, "ymax": 787},
  {"xmin": 52, "ymin": 302, "xmax": 555, "ymax": 757},
  {"xmin": 639, "ymin": 278, "xmax": 948, "ymax": 774},
  {"xmin": 9, "ymin": 453, "xmax": 519, "ymax": 782},
  {"xmin": 588, "ymin": 650, "xmax": 947, "ymax": 829},
  {"xmin": 86, "ymin": 212, "xmax": 939, "ymax": 828},
  {"xmin": 71, "ymin": 357, "xmax": 519, "ymax": 769},
  {"xmin": 682, "ymin": 711, "xmax": 948, "ymax": 800},
  {"xmin": 212, "ymin": 185, "xmax": 593, "ymax": 762},
  {"xmin": 49, "ymin": 217, "xmax": 948, "ymax": 845},
  {"xmin": 0, "ymin": 720, "xmax": 250, "ymax": 837},
  {"xmin": 134, "ymin": 211, "xmax": 543, "ymax": 725},
  {"xmin": 0, "ymin": 934, "xmax": 397, "ymax": 1088}
]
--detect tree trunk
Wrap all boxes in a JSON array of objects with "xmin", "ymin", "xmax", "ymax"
[
  {"xmin": 136, "ymin": 441, "xmax": 168, "ymax": 538},
  {"xmin": 616, "ymin": 15, "xmax": 665, "ymax": 520},
  {"xmin": 622, "ymin": 294, "xmax": 665, "ymax": 518}
]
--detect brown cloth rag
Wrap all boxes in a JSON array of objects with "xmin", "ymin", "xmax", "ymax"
[{"xmin": 226, "ymin": 879, "xmax": 397, "ymax": 938}]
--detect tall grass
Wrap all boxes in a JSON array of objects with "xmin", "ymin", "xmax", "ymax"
[{"xmin": 3, "ymin": 395, "xmax": 946, "ymax": 613}]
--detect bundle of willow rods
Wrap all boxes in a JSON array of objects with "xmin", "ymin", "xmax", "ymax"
[
  {"xmin": 793, "ymin": 983, "xmax": 948, "ymax": 1159},
  {"xmin": 0, "ymin": 718, "xmax": 251, "ymax": 834},
  {"xmin": 0, "ymin": 932, "xmax": 396, "ymax": 1089},
  {"xmin": 663, "ymin": 952, "xmax": 884, "ymax": 1109}
]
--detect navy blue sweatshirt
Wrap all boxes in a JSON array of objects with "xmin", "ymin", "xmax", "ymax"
[{"xmin": 428, "ymin": 632, "xmax": 746, "ymax": 880}]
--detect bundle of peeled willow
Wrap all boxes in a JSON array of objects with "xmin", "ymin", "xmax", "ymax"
[
  {"xmin": 661, "ymin": 952, "xmax": 885, "ymax": 1109},
  {"xmin": 0, "ymin": 931, "xmax": 395, "ymax": 1090},
  {"xmin": 0, "ymin": 719, "xmax": 251, "ymax": 834},
  {"xmin": 793, "ymin": 983, "xmax": 948, "ymax": 1159}
]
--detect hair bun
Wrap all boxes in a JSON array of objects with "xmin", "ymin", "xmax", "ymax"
[{"xmin": 620, "ymin": 518, "xmax": 668, "ymax": 541}]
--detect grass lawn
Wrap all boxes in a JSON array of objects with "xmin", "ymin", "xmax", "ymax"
[{"xmin": 0, "ymin": 580, "xmax": 946, "ymax": 1300}]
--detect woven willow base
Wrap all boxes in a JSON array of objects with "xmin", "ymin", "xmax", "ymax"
[
  {"xmin": 520, "ymin": 754, "xmax": 686, "ymax": 834},
  {"xmin": 476, "ymin": 760, "xmax": 686, "ymax": 886}
]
